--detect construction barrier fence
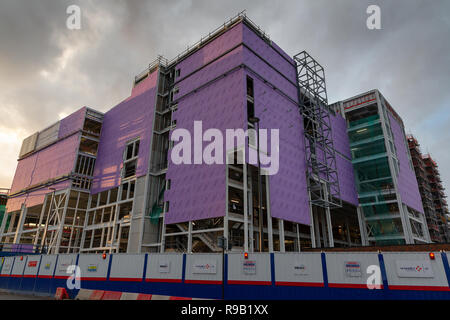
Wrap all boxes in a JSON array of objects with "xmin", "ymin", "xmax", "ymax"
[{"xmin": 0, "ymin": 251, "xmax": 449, "ymax": 300}]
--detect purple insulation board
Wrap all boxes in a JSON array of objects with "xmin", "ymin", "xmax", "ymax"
[
  {"xmin": 6, "ymin": 180, "xmax": 71, "ymax": 213},
  {"xmin": 242, "ymin": 23, "xmax": 310, "ymax": 225},
  {"xmin": 9, "ymin": 134, "xmax": 79, "ymax": 195},
  {"xmin": 91, "ymin": 72, "xmax": 158, "ymax": 195},
  {"xmin": 164, "ymin": 22, "xmax": 245, "ymax": 225},
  {"xmin": 165, "ymin": 21, "xmax": 312, "ymax": 226},
  {"xmin": 330, "ymin": 113, "xmax": 359, "ymax": 206},
  {"xmin": 58, "ymin": 107, "xmax": 86, "ymax": 139},
  {"xmin": 389, "ymin": 114, "xmax": 424, "ymax": 213}
]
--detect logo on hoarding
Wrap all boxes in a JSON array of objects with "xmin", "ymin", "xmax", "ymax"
[
  {"xmin": 28, "ymin": 261, "xmax": 38, "ymax": 268},
  {"xmin": 87, "ymin": 264, "xmax": 98, "ymax": 272},
  {"xmin": 345, "ymin": 261, "xmax": 362, "ymax": 277},
  {"xmin": 159, "ymin": 261, "xmax": 171, "ymax": 273},
  {"xmin": 396, "ymin": 260, "xmax": 434, "ymax": 278},
  {"xmin": 193, "ymin": 260, "xmax": 217, "ymax": 274},
  {"xmin": 293, "ymin": 263, "xmax": 308, "ymax": 276},
  {"xmin": 44, "ymin": 263, "xmax": 51, "ymax": 270},
  {"xmin": 243, "ymin": 260, "xmax": 256, "ymax": 275}
]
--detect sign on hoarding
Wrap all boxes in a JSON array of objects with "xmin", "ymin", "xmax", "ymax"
[
  {"xmin": 193, "ymin": 260, "xmax": 217, "ymax": 274},
  {"xmin": 87, "ymin": 264, "xmax": 98, "ymax": 273},
  {"xmin": 293, "ymin": 262, "xmax": 308, "ymax": 276},
  {"xmin": 28, "ymin": 260, "xmax": 38, "ymax": 268},
  {"xmin": 159, "ymin": 261, "xmax": 171, "ymax": 273},
  {"xmin": 396, "ymin": 260, "xmax": 434, "ymax": 278},
  {"xmin": 2, "ymin": 259, "xmax": 12, "ymax": 274},
  {"xmin": 344, "ymin": 261, "xmax": 362, "ymax": 277},
  {"xmin": 58, "ymin": 257, "xmax": 73, "ymax": 273},
  {"xmin": 243, "ymin": 260, "xmax": 256, "ymax": 275}
]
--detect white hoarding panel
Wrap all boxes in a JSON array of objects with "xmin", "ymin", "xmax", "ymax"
[
  {"xmin": 54, "ymin": 254, "xmax": 77, "ymax": 278},
  {"xmin": 274, "ymin": 253, "xmax": 323, "ymax": 286},
  {"xmin": 185, "ymin": 254, "xmax": 222, "ymax": 284},
  {"xmin": 146, "ymin": 253, "xmax": 183, "ymax": 283},
  {"xmin": 78, "ymin": 254, "xmax": 109, "ymax": 280},
  {"xmin": 38, "ymin": 255, "xmax": 58, "ymax": 278},
  {"xmin": 11, "ymin": 255, "xmax": 27, "ymax": 276},
  {"xmin": 109, "ymin": 254, "xmax": 145, "ymax": 281},
  {"xmin": 326, "ymin": 252, "xmax": 382, "ymax": 289},
  {"xmin": 23, "ymin": 255, "xmax": 42, "ymax": 277},
  {"xmin": 0, "ymin": 257, "xmax": 15, "ymax": 276},
  {"xmin": 227, "ymin": 253, "xmax": 271, "ymax": 285},
  {"xmin": 383, "ymin": 252, "xmax": 449, "ymax": 290}
]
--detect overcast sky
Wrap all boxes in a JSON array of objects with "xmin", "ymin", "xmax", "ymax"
[{"xmin": 1, "ymin": 0, "xmax": 449, "ymax": 192}]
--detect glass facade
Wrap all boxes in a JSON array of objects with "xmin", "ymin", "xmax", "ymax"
[{"xmin": 347, "ymin": 103, "xmax": 405, "ymax": 245}]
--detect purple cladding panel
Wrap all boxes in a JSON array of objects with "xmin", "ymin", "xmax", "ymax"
[
  {"xmin": 330, "ymin": 113, "xmax": 359, "ymax": 206},
  {"xmin": 164, "ymin": 23, "xmax": 245, "ymax": 225},
  {"xmin": 389, "ymin": 114, "xmax": 424, "ymax": 213},
  {"xmin": 165, "ymin": 72, "xmax": 246, "ymax": 224},
  {"xmin": 58, "ymin": 107, "xmax": 86, "ymax": 138},
  {"xmin": 242, "ymin": 23, "xmax": 310, "ymax": 225},
  {"xmin": 165, "ymin": 21, "xmax": 313, "ymax": 225},
  {"xmin": 6, "ymin": 180, "xmax": 71, "ymax": 212},
  {"xmin": 91, "ymin": 72, "xmax": 158, "ymax": 195},
  {"xmin": 9, "ymin": 134, "xmax": 79, "ymax": 195},
  {"xmin": 250, "ymin": 74, "xmax": 310, "ymax": 224}
]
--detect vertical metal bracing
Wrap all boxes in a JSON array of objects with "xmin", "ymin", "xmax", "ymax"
[{"xmin": 294, "ymin": 51, "xmax": 342, "ymax": 209}]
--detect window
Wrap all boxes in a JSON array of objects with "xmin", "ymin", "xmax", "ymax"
[
  {"xmin": 247, "ymin": 100, "xmax": 255, "ymax": 122},
  {"xmin": 123, "ymin": 139, "xmax": 140, "ymax": 179},
  {"xmin": 175, "ymin": 69, "xmax": 181, "ymax": 78},
  {"xmin": 246, "ymin": 76, "xmax": 254, "ymax": 98}
]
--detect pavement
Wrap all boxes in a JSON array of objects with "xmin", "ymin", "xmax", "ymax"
[{"xmin": 0, "ymin": 289, "xmax": 53, "ymax": 300}]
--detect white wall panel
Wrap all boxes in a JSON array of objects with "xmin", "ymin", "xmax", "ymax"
[
  {"xmin": 185, "ymin": 253, "xmax": 222, "ymax": 283},
  {"xmin": 326, "ymin": 252, "xmax": 381, "ymax": 288},
  {"xmin": 274, "ymin": 252, "xmax": 323, "ymax": 285},
  {"xmin": 227, "ymin": 253, "xmax": 271, "ymax": 284},
  {"xmin": 38, "ymin": 255, "xmax": 58, "ymax": 277},
  {"xmin": 54, "ymin": 254, "xmax": 77, "ymax": 278},
  {"xmin": 23, "ymin": 255, "xmax": 41, "ymax": 276},
  {"xmin": 109, "ymin": 254, "xmax": 145, "ymax": 281},
  {"xmin": 0, "ymin": 257, "xmax": 15, "ymax": 275},
  {"xmin": 383, "ymin": 252, "xmax": 448, "ymax": 289},
  {"xmin": 146, "ymin": 253, "xmax": 183, "ymax": 282},
  {"xmin": 77, "ymin": 254, "xmax": 109, "ymax": 280}
]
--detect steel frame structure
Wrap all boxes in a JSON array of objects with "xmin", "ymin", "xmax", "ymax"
[{"xmin": 294, "ymin": 51, "xmax": 342, "ymax": 209}]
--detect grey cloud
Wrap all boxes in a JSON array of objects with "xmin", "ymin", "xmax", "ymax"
[{"xmin": 0, "ymin": 0, "xmax": 449, "ymax": 191}]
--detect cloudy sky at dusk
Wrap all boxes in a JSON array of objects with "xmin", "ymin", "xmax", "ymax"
[{"xmin": 0, "ymin": 0, "xmax": 449, "ymax": 191}]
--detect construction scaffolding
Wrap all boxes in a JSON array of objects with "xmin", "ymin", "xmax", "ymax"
[{"xmin": 294, "ymin": 51, "xmax": 342, "ymax": 209}]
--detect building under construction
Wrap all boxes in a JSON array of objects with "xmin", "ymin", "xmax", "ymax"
[
  {"xmin": 0, "ymin": 13, "xmax": 431, "ymax": 254},
  {"xmin": 407, "ymin": 135, "xmax": 450, "ymax": 243}
]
